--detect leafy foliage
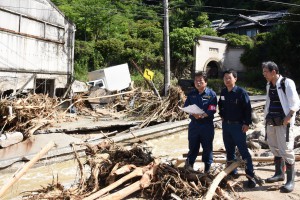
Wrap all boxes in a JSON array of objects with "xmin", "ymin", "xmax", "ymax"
[
  {"xmin": 52, "ymin": 0, "xmax": 300, "ymax": 83},
  {"xmin": 170, "ymin": 27, "xmax": 217, "ymax": 78},
  {"xmin": 222, "ymin": 33, "xmax": 253, "ymax": 48}
]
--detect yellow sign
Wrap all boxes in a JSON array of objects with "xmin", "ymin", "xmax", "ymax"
[{"xmin": 143, "ymin": 68, "xmax": 154, "ymax": 81}]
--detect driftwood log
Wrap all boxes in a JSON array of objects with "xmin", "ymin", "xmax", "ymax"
[
  {"xmin": 83, "ymin": 165, "xmax": 145, "ymax": 200},
  {"xmin": 203, "ymin": 161, "xmax": 241, "ymax": 200},
  {"xmin": 84, "ymin": 160, "xmax": 159, "ymax": 200},
  {"xmin": 100, "ymin": 161, "xmax": 158, "ymax": 200}
]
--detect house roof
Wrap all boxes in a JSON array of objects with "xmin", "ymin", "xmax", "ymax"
[
  {"xmin": 212, "ymin": 11, "xmax": 287, "ymax": 31},
  {"xmin": 198, "ymin": 35, "xmax": 227, "ymax": 42}
]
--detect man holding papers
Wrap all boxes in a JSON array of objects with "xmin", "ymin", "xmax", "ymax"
[{"xmin": 183, "ymin": 71, "xmax": 217, "ymax": 173}]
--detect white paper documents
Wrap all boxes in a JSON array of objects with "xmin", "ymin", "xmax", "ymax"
[{"xmin": 179, "ymin": 104, "xmax": 205, "ymax": 115}]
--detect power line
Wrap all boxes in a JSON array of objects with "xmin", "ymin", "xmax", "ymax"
[
  {"xmin": 279, "ymin": 19, "xmax": 300, "ymax": 23},
  {"xmin": 202, "ymin": 12, "xmax": 239, "ymax": 18},
  {"xmin": 173, "ymin": 4, "xmax": 300, "ymax": 17},
  {"xmin": 203, "ymin": 5, "xmax": 280, "ymax": 14},
  {"xmin": 2, "ymin": 2, "xmax": 300, "ymax": 24},
  {"xmin": 253, "ymin": 0, "xmax": 300, "ymax": 7}
]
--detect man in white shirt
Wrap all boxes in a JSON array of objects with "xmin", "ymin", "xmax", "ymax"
[{"xmin": 262, "ymin": 61, "xmax": 300, "ymax": 193}]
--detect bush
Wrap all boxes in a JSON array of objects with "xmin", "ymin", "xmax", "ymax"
[
  {"xmin": 243, "ymin": 71, "xmax": 265, "ymax": 89},
  {"xmin": 208, "ymin": 79, "xmax": 224, "ymax": 94},
  {"xmin": 131, "ymin": 69, "xmax": 177, "ymax": 93},
  {"xmin": 222, "ymin": 33, "xmax": 254, "ymax": 48},
  {"xmin": 208, "ymin": 78, "xmax": 265, "ymax": 95},
  {"xmin": 131, "ymin": 69, "xmax": 164, "ymax": 90}
]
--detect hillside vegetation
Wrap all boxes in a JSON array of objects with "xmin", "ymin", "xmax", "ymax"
[{"xmin": 52, "ymin": 0, "xmax": 300, "ymax": 89}]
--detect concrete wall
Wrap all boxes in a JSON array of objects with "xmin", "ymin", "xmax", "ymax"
[
  {"xmin": 194, "ymin": 36, "xmax": 227, "ymax": 72},
  {"xmin": 0, "ymin": 0, "xmax": 75, "ymax": 94},
  {"xmin": 223, "ymin": 47, "xmax": 246, "ymax": 72},
  {"xmin": 194, "ymin": 36, "xmax": 246, "ymax": 76}
]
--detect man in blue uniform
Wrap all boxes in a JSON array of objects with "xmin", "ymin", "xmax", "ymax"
[
  {"xmin": 218, "ymin": 69, "xmax": 256, "ymax": 188},
  {"xmin": 184, "ymin": 71, "xmax": 217, "ymax": 173}
]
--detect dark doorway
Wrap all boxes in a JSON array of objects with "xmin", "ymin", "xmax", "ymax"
[
  {"xmin": 1, "ymin": 89, "xmax": 13, "ymax": 98},
  {"xmin": 35, "ymin": 79, "xmax": 55, "ymax": 97},
  {"xmin": 206, "ymin": 61, "xmax": 219, "ymax": 78}
]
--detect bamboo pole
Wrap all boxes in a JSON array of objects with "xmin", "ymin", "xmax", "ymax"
[{"xmin": 0, "ymin": 141, "xmax": 55, "ymax": 198}]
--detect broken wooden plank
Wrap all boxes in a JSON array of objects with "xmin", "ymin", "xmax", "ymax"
[{"xmin": 203, "ymin": 161, "xmax": 241, "ymax": 200}]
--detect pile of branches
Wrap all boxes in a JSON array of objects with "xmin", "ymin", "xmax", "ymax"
[
  {"xmin": 0, "ymin": 86, "xmax": 187, "ymax": 137},
  {"xmin": 22, "ymin": 140, "xmax": 240, "ymax": 200},
  {"xmin": 0, "ymin": 94, "xmax": 61, "ymax": 137},
  {"xmin": 106, "ymin": 85, "xmax": 188, "ymax": 128},
  {"xmin": 0, "ymin": 93, "xmax": 88, "ymax": 137}
]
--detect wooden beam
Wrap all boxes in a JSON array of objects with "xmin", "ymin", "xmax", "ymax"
[{"xmin": 0, "ymin": 141, "xmax": 55, "ymax": 198}]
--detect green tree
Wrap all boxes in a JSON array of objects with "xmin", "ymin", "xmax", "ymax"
[
  {"xmin": 170, "ymin": 27, "xmax": 217, "ymax": 78},
  {"xmin": 74, "ymin": 41, "xmax": 97, "ymax": 81},
  {"xmin": 222, "ymin": 33, "xmax": 253, "ymax": 48}
]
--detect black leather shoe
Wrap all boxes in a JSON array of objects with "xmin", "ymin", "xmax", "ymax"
[
  {"xmin": 247, "ymin": 177, "xmax": 256, "ymax": 188},
  {"xmin": 230, "ymin": 172, "xmax": 239, "ymax": 179}
]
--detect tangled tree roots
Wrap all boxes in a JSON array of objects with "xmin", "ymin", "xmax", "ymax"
[{"xmin": 22, "ymin": 140, "xmax": 244, "ymax": 200}]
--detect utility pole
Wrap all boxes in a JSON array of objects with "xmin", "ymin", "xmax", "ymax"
[{"xmin": 163, "ymin": 0, "xmax": 170, "ymax": 96}]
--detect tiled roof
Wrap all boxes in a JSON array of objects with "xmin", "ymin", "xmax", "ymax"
[{"xmin": 212, "ymin": 11, "xmax": 287, "ymax": 30}]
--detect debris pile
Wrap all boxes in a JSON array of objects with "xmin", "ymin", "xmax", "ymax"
[
  {"xmin": 124, "ymin": 86, "xmax": 188, "ymax": 128},
  {"xmin": 0, "ymin": 86, "xmax": 188, "ymax": 144},
  {"xmin": 21, "ymin": 140, "xmax": 245, "ymax": 200},
  {"xmin": 0, "ymin": 94, "xmax": 60, "ymax": 137}
]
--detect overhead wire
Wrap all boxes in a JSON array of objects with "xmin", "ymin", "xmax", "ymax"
[
  {"xmin": 1, "ymin": 1, "xmax": 300, "ymax": 25},
  {"xmin": 168, "ymin": 3, "xmax": 300, "ymax": 23},
  {"xmin": 252, "ymin": 0, "xmax": 300, "ymax": 7},
  {"xmin": 169, "ymin": 4, "xmax": 300, "ymax": 17}
]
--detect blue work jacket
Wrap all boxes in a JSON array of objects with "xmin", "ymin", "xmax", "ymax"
[
  {"xmin": 218, "ymin": 85, "xmax": 252, "ymax": 125},
  {"xmin": 184, "ymin": 87, "xmax": 217, "ymax": 124}
]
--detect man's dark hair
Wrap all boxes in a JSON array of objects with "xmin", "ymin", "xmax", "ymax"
[
  {"xmin": 223, "ymin": 69, "xmax": 237, "ymax": 78},
  {"xmin": 262, "ymin": 61, "xmax": 279, "ymax": 74},
  {"xmin": 194, "ymin": 71, "xmax": 208, "ymax": 82}
]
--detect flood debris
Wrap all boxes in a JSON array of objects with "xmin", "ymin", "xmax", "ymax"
[
  {"xmin": 21, "ymin": 140, "xmax": 258, "ymax": 200},
  {"xmin": 125, "ymin": 86, "xmax": 187, "ymax": 128},
  {"xmin": 0, "ymin": 93, "xmax": 60, "ymax": 141},
  {"xmin": 0, "ymin": 85, "xmax": 188, "ymax": 146}
]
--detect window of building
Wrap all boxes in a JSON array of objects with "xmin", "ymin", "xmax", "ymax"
[
  {"xmin": 246, "ymin": 29, "xmax": 257, "ymax": 37},
  {"xmin": 209, "ymin": 47, "xmax": 219, "ymax": 53}
]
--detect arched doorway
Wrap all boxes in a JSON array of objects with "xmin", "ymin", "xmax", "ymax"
[{"xmin": 205, "ymin": 61, "xmax": 219, "ymax": 78}]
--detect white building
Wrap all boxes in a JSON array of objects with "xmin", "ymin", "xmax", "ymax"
[
  {"xmin": 0, "ymin": 0, "xmax": 75, "ymax": 97},
  {"xmin": 193, "ymin": 35, "xmax": 246, "ymax": 77}
]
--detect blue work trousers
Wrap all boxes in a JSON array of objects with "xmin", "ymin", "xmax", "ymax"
[
  {"xmin": 222, "ymin": 122, "xmax": 254, "ymax": 177},
  {"xmin": 187, "ymin": 121, "xmax": 214, "ymax": 167}
]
